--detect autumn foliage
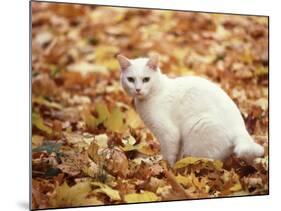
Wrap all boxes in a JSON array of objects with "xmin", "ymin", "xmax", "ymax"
[{"xmin": 31, "ymin": 2, "xmax": 268, "ymax": 209}]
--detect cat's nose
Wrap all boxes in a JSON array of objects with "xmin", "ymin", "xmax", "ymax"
[{"xmin": 136, "ymin": 89, "xmax": 141, "ymax": 93}]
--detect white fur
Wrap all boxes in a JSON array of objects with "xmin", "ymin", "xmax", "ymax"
[{"xmin": 119, "ymin": 57, "xmax": 264, "ymax": 165}]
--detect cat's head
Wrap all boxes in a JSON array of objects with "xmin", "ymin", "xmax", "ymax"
[{"xmin": 117, "ymin": 54, "xmax": 160, "ymax": 100}]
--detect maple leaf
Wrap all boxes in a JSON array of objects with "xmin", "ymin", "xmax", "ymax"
[{"xmin": 50, "ymin": 181, "xmax": 103, "ymax": 207}]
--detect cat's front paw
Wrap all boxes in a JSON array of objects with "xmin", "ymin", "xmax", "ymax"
[{"xmin": 234, "ymin": 142, "xmax": 264, "ymax": 164}]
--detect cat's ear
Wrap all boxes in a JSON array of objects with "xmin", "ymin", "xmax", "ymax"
[
  {"xmin": 146, "ymin": 54, "xmax": 159, "ymax": 71},
  {"xmin": 117, "ymin": 54, "xmax": 131, "ymax": 71}
]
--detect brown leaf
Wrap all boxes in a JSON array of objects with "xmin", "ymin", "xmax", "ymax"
[{"xmin": 104, "ymin": 147, "xmax": 129, "ymax": 178}]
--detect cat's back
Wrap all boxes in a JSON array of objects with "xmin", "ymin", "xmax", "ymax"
[
  {"xmin": 169, "ymin": 75, "xmax": 240, "ymax": 116},
  {"xmin": 172, "ymin": 75, "xmax": 218, "ymax": 91},
  {"xmin": 170, "ymin": 75, "xmax": 244, "ymax": 130},
  {"xmin": 171, "ymin": 75, "xmax": 231, "ymax": 102}
]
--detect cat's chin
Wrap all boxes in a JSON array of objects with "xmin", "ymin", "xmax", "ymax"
[{"xmin": 134, "ymin": 94, "xmax": 146, "ymax": 100}]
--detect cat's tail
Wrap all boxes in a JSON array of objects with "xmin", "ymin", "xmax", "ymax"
[{"xmin": 233, "ymin": 134, "xmax": 264, "ymax": 163}]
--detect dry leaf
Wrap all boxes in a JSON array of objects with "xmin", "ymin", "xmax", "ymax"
[
  {"xmin": 123, "ymin": 191, "xmax": 160, "ymax": 203},
  {"xmin": 92, "ymin": 182, "xmax": 121, "ymax": 201}
]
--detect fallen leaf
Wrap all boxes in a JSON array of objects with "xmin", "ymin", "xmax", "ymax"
[
  {"xmin": 125, "ymin": 108, "xmax": 143, "ymax": 128},
  {"xmin": 174, "ymin": 156, "xmax": 223, "ymax": 170},
  {"xmin": 94, "ymin": 134, "xmax": 108, "ymax": 148},
  {"xmin": 229, "ymin": 183, "xmax": 242, "ymax": 192},
  {"xmin": 104, "ymin": 106, "xmax": 125, "ymax": 132},
  {"xmin": 33, "ymin": 96, "xmax": 63, "ymax": 110},
  {"xmin": 123, "ymin": 191, "xmax": 160, "ymax": 203},
  {"xmin": 63, "ymin": 132, "xmax": 84, "ymax": 144},
  {"xmin": 92, "ymin": 182, "xmax": 121, "ymax": 201},
  {"xmin": 32, "ymin": 112, "xmax": 52, "ymax": 135},
  {"xmin": 82, "ymin": 109, "xmax": 97, "ymax": 130},
  {"xmin": 50, "ymin": 181, "xmax": 103, "ymax": 207},
  {"xmin": 95, "ymin": 102, "xmax": 110, "ymax": 125},
  {"xmin": 104, "ymin": 147, "xmax": 129, "ymax": 178},
  {"xmin": 175, "ymin": 174, "xmax": 192, "ymax": 187},
  {"xmin": 32, "ymin": 135, "xmax": 44, "ymax": 149}
]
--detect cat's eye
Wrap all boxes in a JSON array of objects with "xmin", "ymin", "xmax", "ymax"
[
  {"xmin": 143, "ymin": 77, "xmax": 150, "ymax": 83},
  {"xmin": 127, "ymin": 77, "xmax": 135, "ymax": 83}
]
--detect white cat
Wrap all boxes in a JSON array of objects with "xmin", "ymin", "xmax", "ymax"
[{"xmin": 117, "ymin": 54, "xmax": 264, "ymax": 166}]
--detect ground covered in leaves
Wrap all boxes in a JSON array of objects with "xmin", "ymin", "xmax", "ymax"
[{"xmin": 31, "ymin": 2, "xmax": 269, "ymax": 209}]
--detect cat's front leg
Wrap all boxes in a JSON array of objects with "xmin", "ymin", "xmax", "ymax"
[{"xmin": 154, "ymin": 124, "xmax": 180, "ymax": 167}]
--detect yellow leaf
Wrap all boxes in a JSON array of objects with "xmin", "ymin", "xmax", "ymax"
[
  {"xmin": 187, "ymin": 172, "xmax": 210, "ymax": 192},
  {"xmin": 179, "ymin": 66, "xmax": 195, "ymax": 76},
  {"xmin": 95, "ymin": 102, "xmax": 110, "ymax": 125},
  {"xmin": 32, "ymin": 135, "xmax": 44, "ymax": 149},
  {"xmin": 95, "ymin": 45, "xmax": 119, "ymax": 71},
  {"xmin": 123, "ymin": 191, "xmax": 160, "ymax": 203},
  {"xmin": 120, "ymin": 144, "xmax": 139, "ymax": 152},
  {"xmin": 32, "ymin": 112, "xmax": 52, "ymax": 135},
  {"xmin": 174, "ymin": 156, "xmax": 223, "ymax": 170},
  {"xmin": 175, "ymin": 174, "xmax": 192, "ymax": 186},
  {"xmin": 104, "ymin": 106, "xmax": 125, "ymax": 132},
  {"xmin": 32, "ymin": 96, "xmax": 63, "ymax": 109},
  {"xmin": 95, "ymin": 46, "xmax": 119, "ymax": 62},
  {"xmin": 50, "ymin": 181, "xmax": 102, "ymax": 207},
  {"xmin": 254, "ymin": 66, "xmax": 268, "ymax": 76},
  {"xmin": 120, "ymin": 135, "xmax": 156, "ymax": 155},
  {"xmin": 241, "ymin": 48, "xmax": 253, "ymax": 64},
  {"xmin": 174, "ymin": 157, "xmax": 203, "ymax": 169},
  {"xmin": 92, "ymin": 182, "xmax": 121, "ymax": 201},
  {"xmin": 82, "ymin": 109, "xmax": 97, "ymax": 129},
  {"xmin": 103, "ymin": 59, "xmax": 119, "ymax": 71},
  {"xmin": 229, "ymin": 183, "xmax": 242, "ymax": 192},
  {"xmin": 137, "ymin": 144, "xmax": 157, "ymax": 156},
  {"xmin": 125, "ymin": 108, "xmax": 143, "ymax": 128},
  {"xmin": 213, "ymin": 160, "xmax": 223, "ymax": 169}
]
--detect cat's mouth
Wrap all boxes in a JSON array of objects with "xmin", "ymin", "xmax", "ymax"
[{"xmin": 134, "ymin": 92, "xmax": 145, "ymax": 98}]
